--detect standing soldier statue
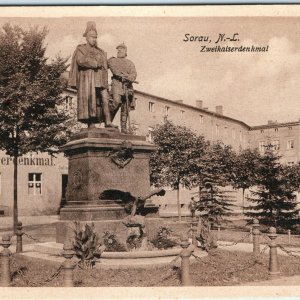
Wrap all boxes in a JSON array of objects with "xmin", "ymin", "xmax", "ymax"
[
  {"xmin": 108, "ymin": 43, "xmax": 137, "ymax": 133},
  {"xmin": 69, "ymin": 21, "xmax": 117, "ymax": 129}
]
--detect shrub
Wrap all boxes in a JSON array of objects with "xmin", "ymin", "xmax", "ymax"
[
  {"xmin": 151, "ymin": 227, "xmax": 178, "ymax": 250},
  {"xmin": 126, "ymin": 233, "xmax": 143, "ymax": 251},
  {"xmin": 102, "ymin": 231, "xmax": 126, "ymax": 252},
  {"xmin": 72, "ymin": 222, "xmax": 103, "ymax": 269}
]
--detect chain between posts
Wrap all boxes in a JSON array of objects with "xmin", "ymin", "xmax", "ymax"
[
  {"xmin": 225, "ymin": 244, "xmax": 270, "ymax": 275},
  {"xmin": 191, "ymin": 241, "xmax": 269, "ymax": 273},
  {"xmin": 22, "ymin": 232, "xmax": 43, "ymax": 243},
  {"xmin": 277, "ymin": 244, "xmax": 300, "ymax": 258},
  {"xmin": 169, "ymin": 254, "xmax": 181, "ymax": 266},
  {"xmin": 261, "ymin": 234, "xmax": 271, "ymax": 242},
  {"xmin": 10, "ymin": 254, "xmax": 63, "ymax": 286},
  {"xmin": 218, "ymin": 232, "xmax": 252, "ymax": 247}
]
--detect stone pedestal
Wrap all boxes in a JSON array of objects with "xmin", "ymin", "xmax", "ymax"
[{"xmin": 59, "ymin": 128, "xmax": 157, "ymax": 221}]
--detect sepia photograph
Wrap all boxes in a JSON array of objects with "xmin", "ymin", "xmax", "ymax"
[{"xmin": 0, "ymin": 4, "xmax": 300, "ymax": 298}]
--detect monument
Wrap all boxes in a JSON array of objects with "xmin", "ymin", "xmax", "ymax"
[{"xmin": 56, "ymin": 22, "xmax": 159, "ymax": 244}]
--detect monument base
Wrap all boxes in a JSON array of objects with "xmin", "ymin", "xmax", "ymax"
[
  {"xmin": 59, "ymin": 200, "xmax": 127, "ymax": 221},
  {"xmin": 57, "ymin": 128, "xmax": 159, "ymax": 243}
]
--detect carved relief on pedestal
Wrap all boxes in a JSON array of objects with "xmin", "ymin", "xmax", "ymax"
[
  {"xmin": 110, "ymin": 140, "xmax": 134, "ymax": 168},
  {"xmin": 72, "ymin": 169, "xmax": 83, "ymax": 190}
]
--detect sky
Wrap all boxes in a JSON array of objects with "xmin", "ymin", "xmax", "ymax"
[{"xmin": 0, "ymin": 16, "xmax": 300, "ymax": 126}]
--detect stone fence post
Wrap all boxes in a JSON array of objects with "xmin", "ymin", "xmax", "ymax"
[
  {"xmin": 252, "ymin": 219, "xmax": 260, "ymax": 256},
  {"xmin": 189, "ymin": 225, "xmax": 198, "ymax": 247},
  {"xmin": 287, "ymin": 229, "xmax": 291, "ymax": 245},
  {"xmin": 249, "ymin": 227, "xmax": 253, "ymax": 242},
  {"xmin": 180, "ymin": 237, "xmax": 194, "ymax": 286},
  {"xmin": 217, "ymin": 225, "xmax": 221, "ymax": 241},
  {"xmin": 268, "ymin": 227, "xmax": 280, "ymax": 278},
  {"xmin": 16, "ymin": 221, "xmax": 23, "ymax": 253},
  {"xmin": 62, "ymin": 241, "xmax": 76, "ymax": 287},
  {"xmin": 0, "ymin": 235, "xmax": 12, "ymax": 287}
]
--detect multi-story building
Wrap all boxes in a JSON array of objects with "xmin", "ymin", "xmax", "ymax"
[
  {"xmin": 130, "ymin": 91, "xmax": 250, "ymax": 152},
  {"xmin": 249, "ymin": 120, "xmax": 300, "ymax": 165},
  {"xmin": 0, "ymin": 88, "xmax": 299, "ymax": 217}
]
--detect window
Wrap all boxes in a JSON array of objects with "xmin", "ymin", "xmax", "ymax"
[
  {"xmin": 164, "ymin": 106, "xmax": 170, "ymax": 117},
  {"xmin": 147, "ymin": 127, "xmax": 154, "ymax": 143},
  {"xmin": 275, "ymin": 128, "xmax": 278, "ymax": 132},
  {"xmin": 289, "ymin": 127, "xmax": 293, "ymax": 131},
  {"xmin": 148, "ymin": 102, "xmax": 155, "ymax": 112},
  {"xmin": 287, "ymin": 139, "xmax": 295, "ymax": 150},
  {"xmin": 65, "ymin": 96, "xmax": 73, "ymax": 110},
  {"xmin": 224, "ymin": 127, "xmax": 228, "ymax": 137},
  {"xmin": 28, "ymin": 173, "xmax": 42, "ymax": 195},
  {"xmin": 180, "ymin": 110, "xmax": 184, "ymax": 120},
  {"xmin": 232, "ymin": 128, "xmax": 236, "ymax": 139},
  {"xmin": 261, "ymin": 130, "xmax": 264, "ymax": 133},
  {"xmin": 239, "ymin": 131, "xmax": 242, "ymax": 141},
  {"xmin": 215, "ymin": 125, "xmax": 220, "ymax": 137},
  {"xmin": 199, "ymin": 115, "xmax": 204, "ymax": 124},
  {"xmin": 259, "ymin": 141, "xmax": 265, "ymax": 152},
  {"xmin": 272, "ymin": 140, "xmax": 280, "ymax": 150}
]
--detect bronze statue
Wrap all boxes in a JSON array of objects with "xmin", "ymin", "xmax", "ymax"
[
  {"xmin": 108, "ymin": 43, "xmax": 137, "ymax": 133},
  {"xmin": 69, "ymin": 21, "xmax": 117, "ymax": 129}
]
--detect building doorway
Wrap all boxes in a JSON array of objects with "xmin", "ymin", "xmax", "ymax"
[{"xmin": 60, "ymin": 174, "xmax": 68, "ymax": 208}]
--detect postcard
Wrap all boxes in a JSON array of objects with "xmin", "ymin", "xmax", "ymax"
[{"xmin": 0, "ymin": 4, "xmax": 300, "ymax": 299}]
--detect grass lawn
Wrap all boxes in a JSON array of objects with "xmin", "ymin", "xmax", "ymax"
[{"xmin": 7, "ymin": 249, "xmax": 300, "ymax": 287}]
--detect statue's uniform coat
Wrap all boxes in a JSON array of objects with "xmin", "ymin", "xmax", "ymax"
[
  {"xmin": 69, "ymin": 44, "xmax": 108, "ymax": 123},
  {"xmin": 108, "ymin": 57, "xmax": 137, "ymax": 96}
]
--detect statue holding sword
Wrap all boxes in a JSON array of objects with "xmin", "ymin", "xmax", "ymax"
[{"xmin": 108, "ymin": 43, "xmax": 138, "ymax": 133}]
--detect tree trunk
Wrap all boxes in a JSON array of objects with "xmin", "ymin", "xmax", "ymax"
[
  {"xmin": 13, "ymin": 154, "xmax": 18, "ymax": 233},
  {"xmin": 242, "ymin": 188, "xmax": 245, "ymax": 214},
  {"xmin": 176, "ymin": 186, "xmax": 182, "ymax": 222}
]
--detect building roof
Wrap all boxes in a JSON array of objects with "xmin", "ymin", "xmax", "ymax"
[
  {"xmin": 250, "ymin": 121, "xmax": 300, "ymax": 130},
  {"xmin": 134, "ymin": 90, "xmax": 251, "ymax": 129}
]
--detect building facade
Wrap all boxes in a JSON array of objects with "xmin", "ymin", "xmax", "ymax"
[
  {"xmin": 0, "ymin": 152, "xmax": 67, "ymax": 216},
  {"xmin": 0, "ymin": 88, "xmax": 299, "ymax": 216},
  {"xmin": 249, "ymin": 120, "xmax": 300, "ymax": 165}
]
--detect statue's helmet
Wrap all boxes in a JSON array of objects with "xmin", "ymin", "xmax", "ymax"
[
  {"xmin": 116, "ymin": 42, "xmax": 127, "ymax": 51},
  {"xmin": 83, "ymin": 21, "xmax": 98, "ymax": 38}
]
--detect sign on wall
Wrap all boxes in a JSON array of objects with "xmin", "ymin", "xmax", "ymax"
[{"xmin": 0, "ymin": 155, "xmax": 56, "ymax": 166}]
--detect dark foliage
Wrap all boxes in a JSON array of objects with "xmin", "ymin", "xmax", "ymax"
[
  {"xmin": 73, "ymin": 222, "xmax": 103, "ymax": 269},
  {"xmin": 102, "ymin": 231, "xmax": 126, "ymax": 252},
  {"xmin": 245, "ymin": 145, "xmax": 300, "ymax": 229},
  {"xmin": 150, "ymin": 227, "xmax": 178, "ymax": 250}
]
